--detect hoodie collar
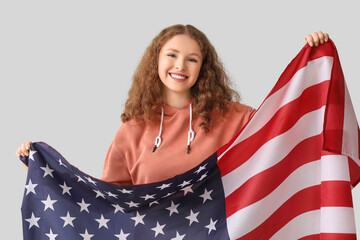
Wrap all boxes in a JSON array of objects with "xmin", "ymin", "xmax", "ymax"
[{"xmin": 161, "ymin": 98, "xmax": 193, "ymax": 116}]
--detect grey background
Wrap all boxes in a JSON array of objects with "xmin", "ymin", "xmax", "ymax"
[{"xmin": 1, "ymin": 0, "xmax": 359, "ymax": 238}]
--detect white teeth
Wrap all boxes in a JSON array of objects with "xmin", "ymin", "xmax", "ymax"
[{"xmin": 170, "ymin": 73, "xmax": 186, "ymax": 79}]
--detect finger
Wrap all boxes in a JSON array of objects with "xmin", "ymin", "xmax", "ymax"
[
  {"xmin": 305, "ymin": 34, "xmax": 314, "ymax": 47},
  {"xmin": 317, "ymin": 31, "xmax": 325, "ymax": 44},
  {"xmin": 26, "ymin": 141, "xmax": 31, "ymax": 150},
  {"xmin": 20, "ymin": 144, "xmax": 25, "ymax": 156},
  {"xmin": 311, "ymin": 32, "xmax": 320, "ymax": 46},
  {"xmin": 20, "ymin": 144, "xmax": 28, "ymax": 156},
  {"xmin": 324, "ymin": 33, "xmax": 329, "ymax": 42}
]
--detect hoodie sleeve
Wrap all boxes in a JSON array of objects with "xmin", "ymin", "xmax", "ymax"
[
  {"xmin": 233, "ymin": 102, "xmax": 256, "ymax": 123},
  {"xmin": 101, "ymin": 132, "xmax": 133, "ymax": 186}
]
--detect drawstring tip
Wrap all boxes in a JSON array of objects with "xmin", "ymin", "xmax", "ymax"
[
  {"xmin": 187, "ymin": 145, "xmax": 190, "ymax": 154},
  {"xmin": 153, "ymin": 145, "xmax": 157, "ymax": 153}
]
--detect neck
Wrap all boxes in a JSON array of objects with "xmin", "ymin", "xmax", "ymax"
[{"xmin": 163, "ymin": 91, "xmax": 191, "ymax": 109}]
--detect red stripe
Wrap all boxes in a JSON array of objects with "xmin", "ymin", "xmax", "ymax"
[
  {"xmin": 236, "ymin": 186, "xmax": 321, "ymax": 240},
  {"xmin": 268, "ymin": 41, "xmax": 334, "ymax": 97},
  {"xmin": 235, "ymin": 181, "xmax": 353, "ymax": 240},
  {"xmin": 299, "ymin": 233, "xmax": 357, "ymax": 240},
  {"xmin": 320, "ymin": 181, "xmax": 353, "ymax": 207},
  {"xmin": 323, "ymin": 41, "xmax": 345, "ymax": 154},
  {"xmin": 225, "ymin": 134, "xmax": 322, "ymax": 217},
  {"xmin": 348, "ymin": 156, "xmax": 360, "ymax": 187},
  {"xmin": 218, "ymin": 81, "xmax": 330, "ymax": 176}
]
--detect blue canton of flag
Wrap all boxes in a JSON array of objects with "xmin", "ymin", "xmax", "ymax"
[{"xmin": 20, "ymin": 142, "xmax": 230, "ymax": 240}]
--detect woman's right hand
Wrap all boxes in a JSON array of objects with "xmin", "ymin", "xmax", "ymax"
[{"xmin": 15, "ymin": 141, "xmax": 32, "ymax": 157}]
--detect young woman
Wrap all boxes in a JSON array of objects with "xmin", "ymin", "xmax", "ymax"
[{"xmin": 16, "ymin": 24, "xmax": 329, "ymax": 186}]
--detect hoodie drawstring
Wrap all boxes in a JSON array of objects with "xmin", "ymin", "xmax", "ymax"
[
  {"xmin": 187, "ymin": 104, "xmax": 195, "ymax": 154},
  {"xmin": 152, "ymin": 107, "xmax": 164, "ymax": 153},
  {"xmin": 153, "ymin": 104, "xmax": 195, "ymax": 154}
]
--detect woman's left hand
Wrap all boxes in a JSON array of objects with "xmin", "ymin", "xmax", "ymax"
[{"xmin": 305, "ymin": 31, "xmax": 329, "ymax": 47}]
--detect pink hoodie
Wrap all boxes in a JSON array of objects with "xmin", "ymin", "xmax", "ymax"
[{"xmin": 101, "ymin": 100, "xmax": 256, "ymax": 186}]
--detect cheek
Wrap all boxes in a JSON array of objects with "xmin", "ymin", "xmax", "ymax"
[
  {"xmin": 157, "ymin": 59, "xmax": 166, "ymax": 77},
  {"xmin": 158, "ymin": 58, "xmax": 170, "ymax": 74},
  {"xmin": 192, "ymin": 65, "xmax": 202, "ymax": 78}
]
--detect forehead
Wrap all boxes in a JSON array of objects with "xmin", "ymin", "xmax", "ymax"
[{"xmin": 161, "ymin": 34, "xmax": 202, "ymax": 57}]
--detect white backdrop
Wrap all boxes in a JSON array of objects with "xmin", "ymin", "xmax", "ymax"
[{"xmin": 1, "ymin": 1, "xmax": 359, "ymax": 239}]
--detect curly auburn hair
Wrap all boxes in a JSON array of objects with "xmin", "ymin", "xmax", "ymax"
[{"xmin": 121, "ymin": 24, "xmax": 240, "ymax": 133}]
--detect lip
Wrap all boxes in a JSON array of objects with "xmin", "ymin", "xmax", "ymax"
[
  {"xmin": 169, "ymin": 72, "xmax": 188, "ymax": 77},
  {"xmin": 169, "ymin": 72, "xmax": 188, "ymax": 82}
]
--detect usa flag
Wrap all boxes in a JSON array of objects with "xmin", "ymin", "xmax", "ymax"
[{"xmin": 20, "ymin": 40, "xmax": 360, "ymax": 240}]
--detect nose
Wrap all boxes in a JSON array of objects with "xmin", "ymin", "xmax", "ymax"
[{"xmin": 175, "ymin": 58, "xmax": 186, "ymax": 71}]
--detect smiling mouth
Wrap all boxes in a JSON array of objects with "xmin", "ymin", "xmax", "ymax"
[{"xmin": 169, "ymin": 73, "xmax": 188, "ymax": 81}]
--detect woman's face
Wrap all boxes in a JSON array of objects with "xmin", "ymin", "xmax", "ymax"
[{"xmin": 158, "ymin": 34, "xmax": 203, "ymax": 102}]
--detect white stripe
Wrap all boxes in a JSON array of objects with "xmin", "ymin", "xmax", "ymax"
[
  {"xmin": 219, "ymin": 56, "xmax": 333, "ymax": 160},
  {"xmin": 321, "ymin": 207, "xmax": 356, "ymax": 233},
  {"xmin": 270, "ymin": 210, "xmax": 320, "ymax": 240},
  {"xmin": 342, "ymin": 81, "xmax": 360, "ymax": 161},
  {"xmin": 226, "ymin": 155, "xmax": 350, "ymax": 239},
  {"xmin": 222, "ymin": 106, "xmax": 325, "ymax": 197},
  {"xmin": 270, "ymin": 207, "xmax": 356, "ymax": 240},
  {"xmin": 321, "ymin": 155, "xmax": 350, "ymax": 182}
]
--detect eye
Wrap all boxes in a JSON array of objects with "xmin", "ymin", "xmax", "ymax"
[
  {"xmin": 188, "ymin": 58, "xmax": 198, "ymax": 63},
  {"xmin": 167, "ymin": 54, "xmax": 176, "ymax": 58}
]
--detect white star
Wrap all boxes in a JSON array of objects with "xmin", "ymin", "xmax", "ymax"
[
  {"xmin": 151, "ymin": 221, "xmax": 166, "ymax": 237},
  {"xmin": 95, "ymin": 214, "xmax": 110, "ymax": 229},
  {"xmin": 40, "ymin": 164, "xmax": 54, "ymax": 178},
  {"xmin": 149, "ymin": 200, "xmax": 159, "ymax": 207},
  {"xmin": 41, "ymin": 194, "xmax": 57, "ymax": 211},
  {"xmin": 199, "ymin": 188, "xmax": 213, "ymax": 203},
  {"xmin": 118, "ymin": 188, "xmax": 133, "ymax": 194},
  {"xmin": 194, "ymin": 163, "xmax": 207, "ymax": 174},
  {"xmin": 57, "ymin": 158, "xmax": 67, "ymax": 168},
  {"xmin": 185, "ymin": 210, "xmax": 199, "ymax": 226},
  {"xmin": 125, "ymin": 201, "xmax": 140, "ymax": 208},
  {"xmin": 162, "ymin": 191, "xmax": 176, "ymax": 198},
  {"xmin": 84, "ymin": 176, "xmax": 97, "ymax": 185},
  {"xmin": 178, "ymin": 180, "xmax": 192, "ymax": 188},
  {"xmin": 59, "ymin": 182, "xmax": 72, "ymax": 196},
  {"xmin": 25, "ymin": 179, "xmax": 38, "ymax": 195},
  {"xmin": 77, "ymin": 198, "xmax": 91, "ymax": 213},
  {"xmin": 112, "ymin": 204, "xmax": 124, "ymax": 213},
  {"xmin": 197, "ymin": 171, "xmax": 208, "ymax": 182},
  {"xmin": 29, "ymin": 150, "xmax": 37, "ymax": 161},
  {"xmin": 166, "ymin": 201, "xmax": 180, "ymax": 216},
  {"xmin": 131, "ymin": 211, "xmax": 146, "ymax": 226},
  {"xmin": 79, "ymin": 229, "xmax": 93, "ymax": 240},
  {"xmin": 156, "ymin": 183, "xmax": 172, "ymax": 190},
  {"xmin": 114, "ymin": 229, "xmax": 130, "ymax": 240},
  {"xmin": 171, "ymin": 231, "xmax": 186, "ymax": 240},
  {"xmin": 140, "ymin": 194, "xmax": 155, "ymax": 201},
  {"xmin": 93, "ymin": 189, "xmax": 105, "ymax": 199},
  {"xmin": 25, "ymin": 212, "xmax": 40, "ymax": 229},
  {"xmin": 105, "ymin": 191, "xmax": 118, "ymax": 198},
  {"xmin": 181, "ymin": 184, "xmax": 194, "ymax": 196},
  {"xmin": 205, "ymin": 218, "xmax": 218, "ymax": 234},
  {"xmin": 45, "ymin": 228, "xmax": 58, "ymax": 240},
  {"xmin": 75, "ymin": 174, "xmax": 86, "ymax": 183},
  {"xmin": 60, "ymin": 211, "xmax": 76, "ymax": 227}
]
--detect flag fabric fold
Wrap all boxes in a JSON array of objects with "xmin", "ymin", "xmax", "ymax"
[{"xmin": 20, "ymin": 40, "xmax": 360, "ymax": 240}]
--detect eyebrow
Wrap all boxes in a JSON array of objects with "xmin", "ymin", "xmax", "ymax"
[{"xmin": 164, "ymin": 48, "xmax": 202, "ymax": 59}]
